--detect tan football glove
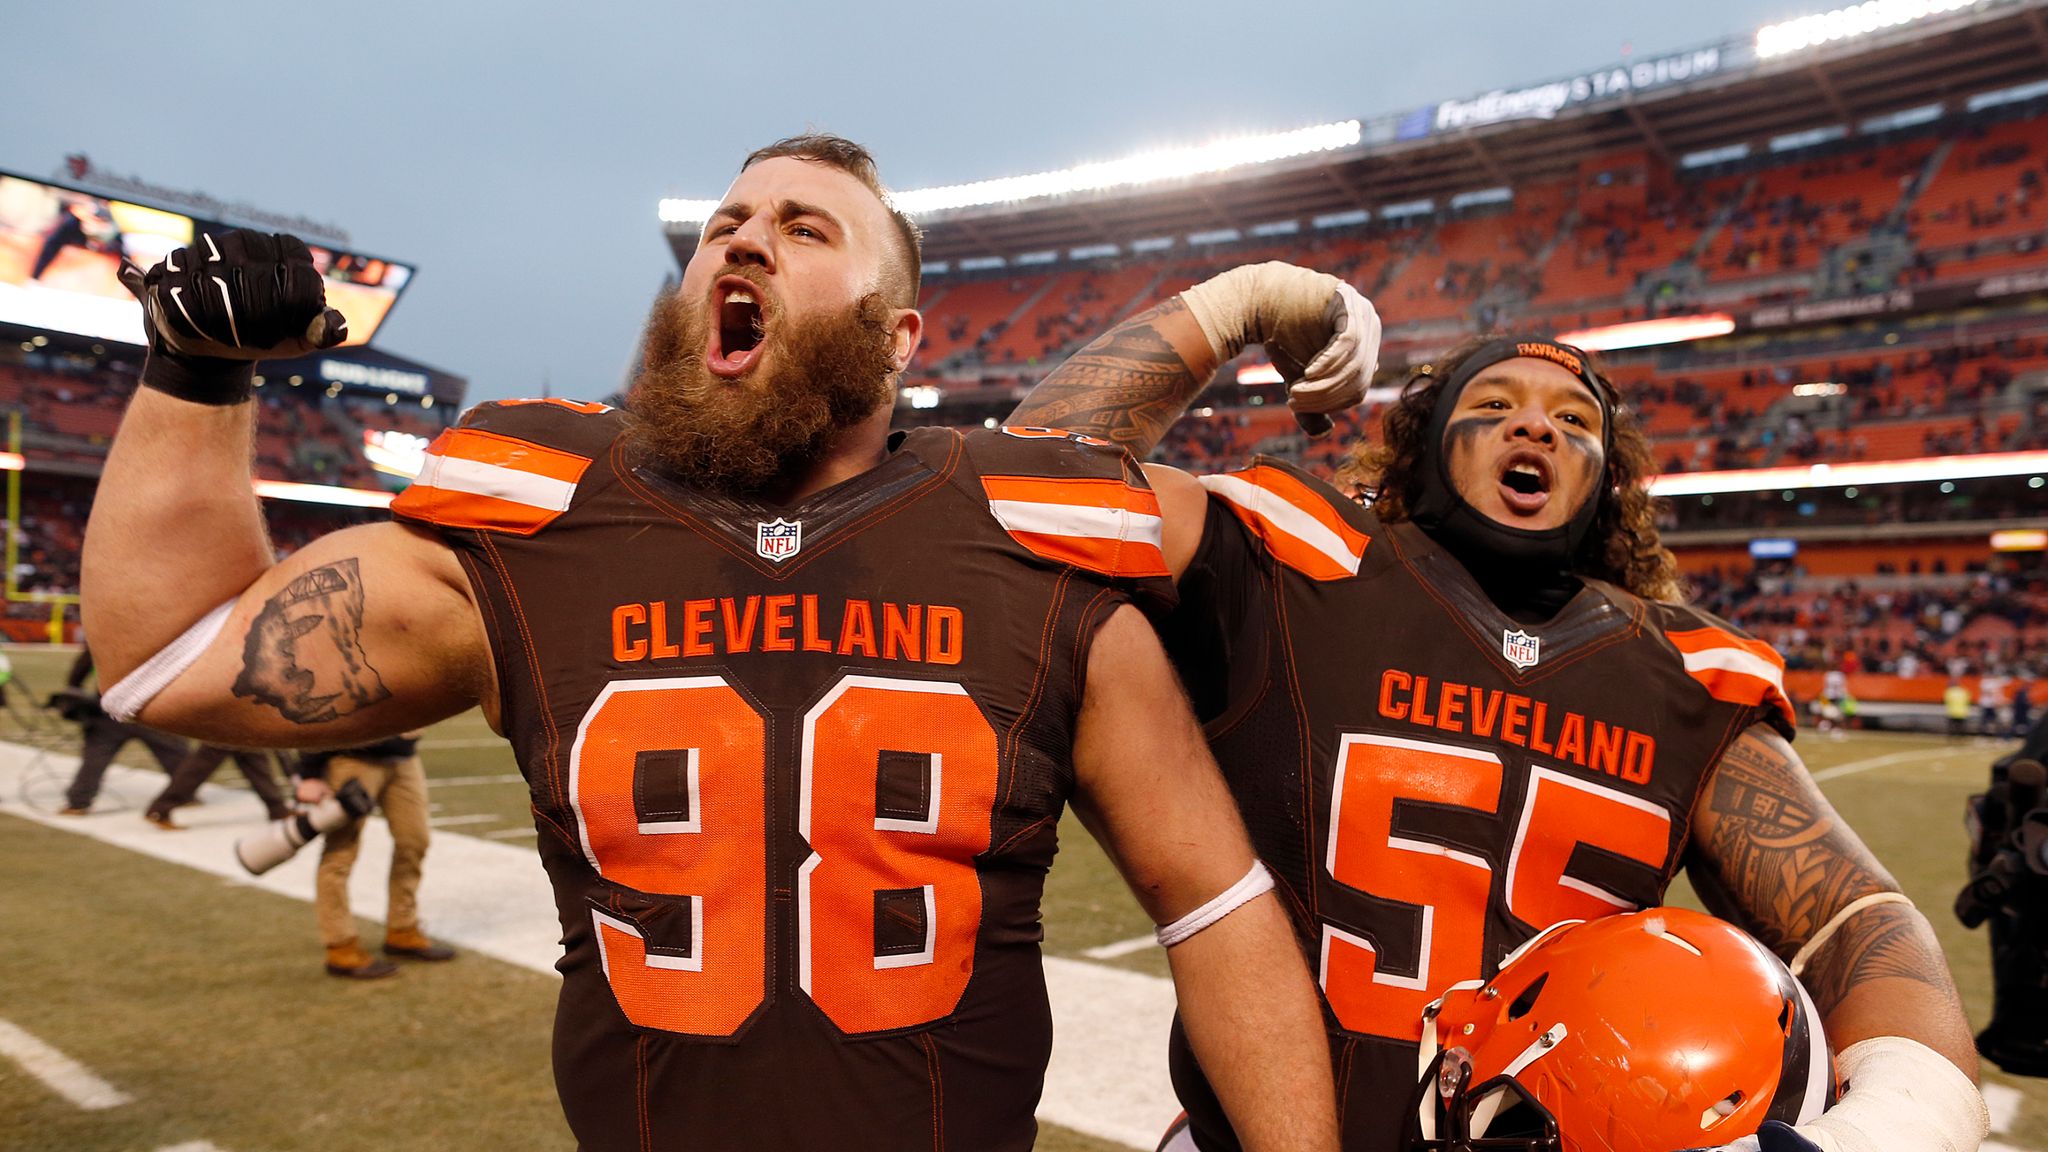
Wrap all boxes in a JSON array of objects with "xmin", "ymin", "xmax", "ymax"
[{"xmin": 1178, "ymin": 261, "xmax": 1382, "ymax": 434}]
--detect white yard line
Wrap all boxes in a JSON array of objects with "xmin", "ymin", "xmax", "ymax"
[
  {"xmin": 1810, "ymin": 746, "xmax": 1961, "ymax": 782},
  {"xmin": 418, "ymin": 773, "xmax": 526, "ymax": 788},
  {"xmin": 1989, "ymin": 1083, "xmax": 2024, "ymax": 1133},
  {"xmin": 484, "ymin": 826, "xmax": 537, "ymax": 840},
  {"xmin": 1082, "ymin": 934, "xmax": 1159, "ymax": 960},
  {"xmin": 155, "ymin": 1142, "xmax": 227, "ymax": 1152},
  {"xmin": 0, "ymin": 742, "xmax": 1177, "ymax": 1149},
  {"xmin": 0, "ymin": 1017, "xmax": 132, "ymax": 1110},
  {"xmin": 427, "ymin": 813, "xmax": 500, "ymax": 828}
]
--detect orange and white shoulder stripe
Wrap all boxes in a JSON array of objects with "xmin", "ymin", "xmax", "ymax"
[
  {"xmin": 1199, "ymin": 465, "xmax": 1369, "ymax": 582},
  {"xmin": 980, "ymin": 474, "xmax": 1170, "ymax": 579},
  {"xmin": 496, "ymin": 397, "xmax": 613, "ymax": 415},
  {"xmin": 391, "ymin": 427, "xmax": 593, "ymax": 536},
  {"xmin": 1666, "ymin": 626, "xmax": 1797, "ymax": 729}
]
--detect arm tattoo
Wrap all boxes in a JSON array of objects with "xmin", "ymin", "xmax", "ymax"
[
  {"xmin": 232, "ymin": 558, "xmax": 392, "ymax": 724},
  {"xmin": 1007, "ymin": 297, "xmax": 1209, "ymax": 456},
  {"xmin": 1690, "ymin": 727, "xmax": 1954, "ymax": 1015}
]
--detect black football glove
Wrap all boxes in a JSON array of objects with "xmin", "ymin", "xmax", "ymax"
[{"xmin": 117, "ymin": 229, "xmax": 349, "ymax": 405}]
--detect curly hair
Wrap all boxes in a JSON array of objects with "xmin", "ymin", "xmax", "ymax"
[{"xmin": 1334, "ymin": 334, "xmax": 1682, "ymax": 603}]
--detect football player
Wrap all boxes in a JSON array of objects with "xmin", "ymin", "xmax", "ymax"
[
  {"xmin": 1007, "ymin": 285, "xmax": 1989, "ymax": 1152},
  {"xmin": 80, "ymin": 137, "xmax": 1340, "ymax": 1152}
]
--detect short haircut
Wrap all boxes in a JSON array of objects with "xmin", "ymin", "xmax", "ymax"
[{"xmin": 742, "ymin": 134, "xmax": 923, "ymax": 308}]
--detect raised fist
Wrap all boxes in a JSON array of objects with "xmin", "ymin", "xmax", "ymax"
[{"xmin": 119, "ymin": 229, "xmax": 348, "ymax": 361}]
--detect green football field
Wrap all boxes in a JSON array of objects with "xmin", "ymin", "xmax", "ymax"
[{"xmin": 0, "ymin": 644, "xmax": 2042, "ymax": 1151}]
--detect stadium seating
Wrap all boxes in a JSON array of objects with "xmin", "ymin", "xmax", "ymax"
[{"xmin": 7, "ymin": 102, "xmax": 2048, "ymax": 676}]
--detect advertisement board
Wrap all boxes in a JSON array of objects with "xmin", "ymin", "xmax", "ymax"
[
  {"xmin": 0, "ymin": 174, "xmax": 191, "ymax": 343},
  {"xmin": 0, "ymin": 169, "xmax": 411, "ymax": 347}
]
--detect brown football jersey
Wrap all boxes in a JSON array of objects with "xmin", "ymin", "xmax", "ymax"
[
  {"xmin": 1158, "ymin": 458, "xmax": 1796, "ymax": 1152},
  {"xmin": 393, "ymin": 401, "xmax": 1173, "ymax": 1152}
]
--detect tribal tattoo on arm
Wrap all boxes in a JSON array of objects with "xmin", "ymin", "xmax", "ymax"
[
  {"xmin": 1006, "ymin": 297, "xmax": 1212, "ymax": 456},
  {"xmin": 232, "ymin": 558, "xmax": 393, "ymax": 724},
  {"xmin": 1687, "ymin": 725, "xmax": 1957, "ymax": 1017}
]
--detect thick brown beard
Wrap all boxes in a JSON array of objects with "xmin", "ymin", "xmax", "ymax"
[{"xmin": 628, "ymin": 283, "xmax": 899, "ymax": 496}]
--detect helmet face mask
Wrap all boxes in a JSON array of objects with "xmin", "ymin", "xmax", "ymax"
[
  {"xmin": 1408, "ymin": 1047, "xmax": 1564, "ymax": 1152},
  {"xmin": 1403, "ymin": 909, "xmax": 1837, "ymax": 1152}
]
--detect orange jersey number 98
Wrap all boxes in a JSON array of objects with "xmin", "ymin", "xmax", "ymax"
[{"xmin": 569, "ymin": 674, "xmax": 1000, "ymax": 1037}]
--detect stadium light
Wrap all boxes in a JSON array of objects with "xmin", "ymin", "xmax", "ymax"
[
  {"xmin": 0, "ymin": 452, "xmax": 23, "ymax": 472},
  {"xmin": 1648, "ymin": 450, "xmax": 2048, "ymax": 497},
  {"xmin": 362, "ymin": 429, "xmax": 431, "ymax": 479},
  {"xmin": 251, "ymin": 479, "xmax": 396, "ymax": 509},
  {"xmin": 657, "ymin": 120, "xmax": 1363, "ymax": 224},
  {"xmin": 1991, "ymin": 529, "xmax": 2047, "ymax": 551},
  {"xmin": 1755, "ymin": 0, "xmax": 1974, "ymax": 59},
  {"xmin": 1554, "ymin": 314, "xmax": 1736, "ymax": 351}
]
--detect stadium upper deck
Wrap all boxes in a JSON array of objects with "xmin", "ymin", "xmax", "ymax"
[{"xmin": 665, "ymin": 0, "xmax": 2048, "ymax": 268}]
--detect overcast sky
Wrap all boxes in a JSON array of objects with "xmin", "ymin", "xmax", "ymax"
[{"xmin": 5, "ymin": 1, "xmax": 1812, "ymax": 403}]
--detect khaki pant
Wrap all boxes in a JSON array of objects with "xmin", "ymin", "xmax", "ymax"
[{"xmin": 315, "ymin": 754, "xmax": 431, "ymax": 948}]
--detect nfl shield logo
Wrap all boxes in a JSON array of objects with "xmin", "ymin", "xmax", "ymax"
[
  {"xmin": 1501, "ymin": 628, "xmax": 1541, "ymax": 670},
  {"xmin": 756, "ymin": 518, "xmax": 802, "ymax": 562}
]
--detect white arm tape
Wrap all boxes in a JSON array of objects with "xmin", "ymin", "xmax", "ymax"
[
  {"xmin": 1793, "ymin": 1036, "xmax": 1988, "ymax": 1152},
  {"xmin": 100, "ymin": 598, "xmax": 236, "ymax": 722},
  {"xmin": 1155, "ymin": 861, "xmax": 1275, "ymax": 948},
  {"xmin": 1789, "ymin": 891, "xmax": 1915, "ymax": 977}
]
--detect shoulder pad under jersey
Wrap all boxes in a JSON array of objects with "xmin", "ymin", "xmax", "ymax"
[
  {"xmin": 1650, "ymin": 600, "xmax": 1797, "ymax": 737},
  {"xmin": 390, "ymin": 398, "xmax": 622, "ymax": 537},
  {"xmin": 952, "ymin": 425, "xmax": 1171, "ymax": 583},
  {"xmin": 1196, "ymin": 456, "xmax": 1372, "ymax": 582}
]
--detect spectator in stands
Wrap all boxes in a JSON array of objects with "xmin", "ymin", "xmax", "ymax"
[
  {"xmin": 291, "ymin": 733, "xmax": 456, "ymax": 980},
  {"xmin": 142, "ymin": 743, "xmax": 292, "ymax": 829},
  {"xmin": 57, "ymin": 644, "xmax": 190, "ymax": 814},
  {"xmin": 2012, "ymin": 679, "xmax": 2033, "ymax": 739}
]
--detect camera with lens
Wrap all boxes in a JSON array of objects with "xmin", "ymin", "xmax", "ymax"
[
  {"xmin": 1958, "ymin": 756, "xmax": 2048, "ymax": 1077},
  {"xmin": 235, "ymin": 778, "xmax": 374, "ymax": 875},
  {"xmin": 46, "ymin": 687, "xmax": 103, "ymax": 723}
]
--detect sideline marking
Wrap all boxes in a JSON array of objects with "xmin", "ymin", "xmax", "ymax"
[
  {"xmin": 0, "ymin": 744, "xmax": 1179, "ymax": 1148},
  {"xmin": 1810, "ymin": 746, "xmax": 1958, "ymax": 782},
  {"xmin": 428, "ymin": 813, "xmax": 498, "ymax": 828},
  {"xmin": 420, "ymin": 773, "xmax": 526, "ymax": 788},
  {"xmin": 484, "ymin": 826, "xmax": 537, "ymax": 840},
  {"xmin": 0, "ymin": 1017, "xmax": 132, "ymax": 1110},
  {"xmin": 156, "ymin": 1142, "xmax": 227, "ymax": 1152},
  {"xmin": 1082, "ymin": 934, "xmax": 1158, "ymax": 960},
  {"xmin": 1989, "ymin": 1083, "xmax": 2022, "ymax": 1133}
]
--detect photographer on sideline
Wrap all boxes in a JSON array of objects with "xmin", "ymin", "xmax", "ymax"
[
  {"xmin": 293, "ymin": 733, "xmax": 455, "ymax": 979},
  {"xmin": 58, "ymin": 644, "xmax": 189, "ymax": 814}
]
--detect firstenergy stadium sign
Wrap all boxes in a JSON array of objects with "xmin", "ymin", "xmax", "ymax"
[{"xmin": 1430, "ymin": 47, "xmax": 1726, "ymax": 132}]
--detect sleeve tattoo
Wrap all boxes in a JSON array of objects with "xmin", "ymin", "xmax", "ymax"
[
  {"xmin": 232, "ymin": 558, "xmax": 393, "ymax": 724},
  {"xmin": 1690, "ymin": 726, "xmax": 1956, "ymax": 1015},
  {"xmin": 1006, "ymin": 297, "xmax": 1208, "ymax": 456}
]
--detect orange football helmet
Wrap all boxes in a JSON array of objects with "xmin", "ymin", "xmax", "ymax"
[{"xmin": 1406, "ymin": 907, "xmax": 1836, "ymax": 1152}]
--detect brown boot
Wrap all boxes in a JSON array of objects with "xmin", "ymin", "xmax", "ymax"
[
  {"xmin": 325, "ymin": 940, "xmax": 399, "ymax": 980},
  {"xmin": 383, "ymin": 926, "xmax": 456, "ymax": 962}
]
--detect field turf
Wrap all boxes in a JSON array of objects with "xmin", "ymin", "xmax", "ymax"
[{"xmin": 0, "ymin": 645, "xmax": 2040, "ymax": 1151}]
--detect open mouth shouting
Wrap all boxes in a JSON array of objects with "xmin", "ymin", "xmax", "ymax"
[
  {"xmin": 708, "ymin": 275, "xmax": 770, "ymax": 378},
  {"xmin": 1496, "ymin": 450, "xmax": 1554, "ymax": 516}
]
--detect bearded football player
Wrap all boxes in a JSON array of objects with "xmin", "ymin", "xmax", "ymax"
[
  {"xmin": 80, "ymin": 137, "xmax": 1343, "ymax": 1152},
  {"xmin": 1008, "ymin": 283, "xmax": 1991, "ymax": 1152}
]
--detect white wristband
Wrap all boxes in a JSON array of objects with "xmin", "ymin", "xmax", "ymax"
[
  {"xmin": 100, "ymin": 599, "xmax": 235, "ymax": 721},
  {"xmin": 1156, "ymin": 861, "xmax": 1275, "ymax": 947}
]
